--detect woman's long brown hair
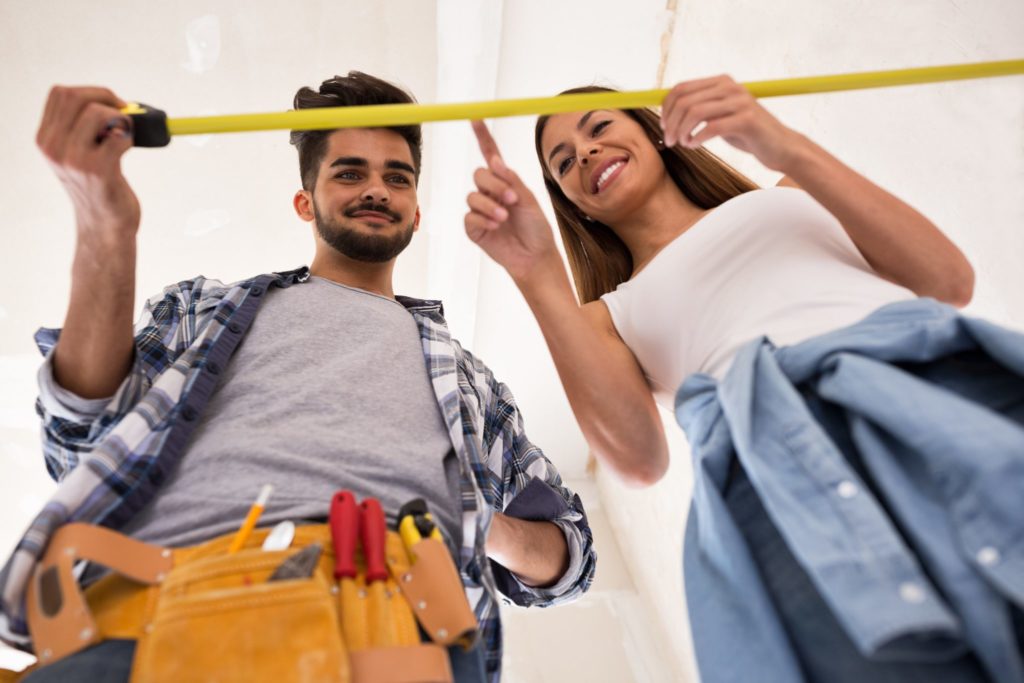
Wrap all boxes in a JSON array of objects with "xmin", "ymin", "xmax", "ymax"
[{"xmin": 535, "ymin": 86, "xmax": 759, "ymax": 304}]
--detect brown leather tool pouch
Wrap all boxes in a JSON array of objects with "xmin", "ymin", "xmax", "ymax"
[
  {"xmin": 22, "ymin": 523, "xmax": 476, "ymax": 683},
  {"xmin": 25, "ymin": 523, "xmax": 172, "ymax": 667},
  {"xmin": 129, "ymin": 546, "xmax": 349, "ymax": 682},
  {"xmin": 0, "ymin": 665, "xmax": 33, "ymax": 682},
  {"xmin": 394, "ymin": 538, "xmax": 478, "ymax": 650}
]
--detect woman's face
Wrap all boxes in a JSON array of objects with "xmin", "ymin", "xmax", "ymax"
[{"xmin": 539, "ymin": 109, "xmax": 666, "ymax": 225}]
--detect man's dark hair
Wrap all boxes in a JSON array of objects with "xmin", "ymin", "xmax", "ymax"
[{"xmin": 289, "ymin": 71, "xmax": 422, "ymax": 191}]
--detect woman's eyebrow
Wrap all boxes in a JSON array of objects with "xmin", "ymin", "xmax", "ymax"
[
  {"xmin": 547, "ymin": 142, "xmax": 569, "ymax": 165},
  {"xmin": 576, "ymin": 110, "xmax": 597, "ymax": 130}
]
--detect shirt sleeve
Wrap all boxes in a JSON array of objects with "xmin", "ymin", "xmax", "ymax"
[
  {"xmin": 33, "ymin": 280, "xmax": 199, "ymax": 482},
  {"xmin": 482, "ymin": 375, "xmax": 597, "ymax": 607}
]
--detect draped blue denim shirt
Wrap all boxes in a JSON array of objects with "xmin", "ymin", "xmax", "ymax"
[{"xmin": 677, "ymin": 299, "xmax": 1024, "ymax": 683}]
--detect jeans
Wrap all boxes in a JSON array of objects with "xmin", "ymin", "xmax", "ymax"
[
  {"xmin": 724, "ymin": 465, "xmax": 992, "ymax": 683},
  {"xmin": 22, "ymin": 638, "xmax": 488, "ymax": 683}
]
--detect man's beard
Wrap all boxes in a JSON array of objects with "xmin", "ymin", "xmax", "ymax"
[{"xmin": 313, "ymin": 199, "xmax": 415, "ymax": 263}]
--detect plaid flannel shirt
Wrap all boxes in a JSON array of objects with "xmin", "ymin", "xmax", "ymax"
[{"xmin": 0, "ymin": 266, "xmax": 596, "ymax": 680}]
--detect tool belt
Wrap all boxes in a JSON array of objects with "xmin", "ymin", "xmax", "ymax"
[{"xmin": 19, "ymin": 506, "xmax": 478, "ymax": 683}]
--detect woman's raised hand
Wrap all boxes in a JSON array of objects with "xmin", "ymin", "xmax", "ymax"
[
  {"xmin": 465, "ymin": 120, "xmax": 561, "ymax": 283},
  {"xmin": 660, "ymin": 75, "xmax": 802, "ymax": 171}
]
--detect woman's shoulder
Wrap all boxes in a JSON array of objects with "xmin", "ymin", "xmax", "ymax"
[
  {"xmin": 735, "ymin": 184, "xmax": 808, "ymax": 205},
  {"xmin": 721, "ymin": 185, "xmax": 830, "ymax": 224}
]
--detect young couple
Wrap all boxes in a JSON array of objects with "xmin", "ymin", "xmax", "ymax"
[{"xmin": 5, "ymin": 69, "xmax": 1023, "ymax": 683}]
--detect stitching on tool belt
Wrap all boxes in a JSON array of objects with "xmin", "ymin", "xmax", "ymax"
[
  {"xmin": 160, "ymin": 555, "xmax": 294, "ymax": 589},
  {"xmin": 155, "ymin": 583, "xmax": 331, "ymax": 621}
]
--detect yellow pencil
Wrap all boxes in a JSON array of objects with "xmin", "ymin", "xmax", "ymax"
[{"xmin": 227, "ymin": 484, "xmax": 273, "ymax": 554}]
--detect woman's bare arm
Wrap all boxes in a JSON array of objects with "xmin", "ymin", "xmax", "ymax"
[
  {"xmin": 775, "ymin": 142, "xmax": 974, "ymax": 306},
  {"xmin": 464, "ymin": 122, "xmax": 668, "ymax": 486},
  {"xmin": 662, "ymin": 75, "xmax": 974, "ymax": 306},
  {"xmin": 518, "ymin": 266, "xmax": 669, "ymax": 486}
]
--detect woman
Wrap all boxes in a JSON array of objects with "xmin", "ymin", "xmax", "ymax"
[{"xmin": 463, "ymin": 75, "xmax": 1024, "ymax": 683}]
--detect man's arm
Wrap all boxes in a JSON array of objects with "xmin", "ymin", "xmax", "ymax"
[
  {"xmin": 486, "ymin": 512, "xmax": 569, "ymax": 588},
  {"xmin": 470, "ymin": 363, "xmax": 596, "ymax": 605},
  {"xmin": 37, "ymin": 85, "xmax": 141, "ymax": 398}
]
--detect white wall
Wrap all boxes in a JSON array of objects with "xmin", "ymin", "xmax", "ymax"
[{"xmin": 1, "ymin": 0, "xmax": 1022, "ymax": 679}]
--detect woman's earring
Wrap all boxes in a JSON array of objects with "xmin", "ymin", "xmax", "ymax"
[
  {"xmin": 584, "ymin": 215, "xmax": 595, "ymax": 222},
  {"xmin": 656, "ymin": 139, "xmax": 665, "ymax": 150}
]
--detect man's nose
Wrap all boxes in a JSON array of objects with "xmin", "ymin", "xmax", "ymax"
[{"xmin": 361, "ymin": 182, "xmax": 389, "ymax": 203}]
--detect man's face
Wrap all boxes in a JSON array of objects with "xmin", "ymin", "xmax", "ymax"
[{"xmin": 304, "ymin": 128, "xmax": 419, "ymax": 263}]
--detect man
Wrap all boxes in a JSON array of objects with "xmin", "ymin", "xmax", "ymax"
[{"xmin": 0, "ymin": 72, "xmax": 596, "ymax": 682}]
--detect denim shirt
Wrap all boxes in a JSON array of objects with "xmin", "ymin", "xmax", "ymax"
[{"xmin": 676, "ymin": 299, "xmax": 1024, "ymax": 683}]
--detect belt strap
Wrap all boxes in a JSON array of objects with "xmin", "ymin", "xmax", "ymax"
[
  {"xmin": 350, "ymin": 645, "xmax": 453, "ymax": 683},
  {"xmin": 394, "ymin": 539, "xmax": 477, "ymax": 648},
  {"xmin": 25, "ymin": 523, "xmax": 173, "ymax": 666}
]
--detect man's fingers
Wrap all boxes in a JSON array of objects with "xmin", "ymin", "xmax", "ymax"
[
  {"xmin": 72, "ymin": 86, "xmax": 127, "ymax": 110},
  {"xmin": 39, "ymin": 86, "xmax": 128, "ymax": 161},
  {"xmin": 97, "ymin": 120, "xmax": 135, "ymax": 162},
  {"xmin": 37, "ymin": 86, "xmax": 65, "ymax": 148},
  {"xmin": 68, "ymin": 103, "xmax": 131, "ymax": 161}
]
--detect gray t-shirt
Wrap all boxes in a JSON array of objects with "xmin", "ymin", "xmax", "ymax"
[{"xmin": 119, "ymin": 276, "xmax": 462, "ymax": 548}]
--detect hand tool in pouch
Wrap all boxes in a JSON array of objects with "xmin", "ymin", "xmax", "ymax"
[
  {"xmin": 330, "ymin": 491, "xmax": 368, "ymax": 650},
  {"xmin": 398, "ymin": 499, "xmax": 479, "ymax": 649},
  {"xmin": 267, "ymin": 543, "xmax": 322, "ymax": 581},
  {"xmin": 360, "ymin": 498, "xmax": 394, "ymax": 647}
]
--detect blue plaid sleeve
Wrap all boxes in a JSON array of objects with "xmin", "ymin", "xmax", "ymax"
[
  {"xmin": 33, "ymin": 277, "xmax": 211, "ymax": 481},
  {"xmin": 471, "ymin": 358, "xmax": 597, "ymax": 607}
]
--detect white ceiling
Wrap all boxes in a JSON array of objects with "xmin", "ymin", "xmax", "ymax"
[{"xmin": 1, "ymin": 0, "xmax": 1022, "ymax": 679}]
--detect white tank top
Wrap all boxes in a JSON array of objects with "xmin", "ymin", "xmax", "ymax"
[{"xmin": 600, "ymin": 187, "xmax": 916, "ymax": 408}]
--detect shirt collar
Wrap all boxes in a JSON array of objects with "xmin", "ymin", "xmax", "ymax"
[{"xmin": 266, "ymin": 266, "xmax": 446, "ymax": 319}]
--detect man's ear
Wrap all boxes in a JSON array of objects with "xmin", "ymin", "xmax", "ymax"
[
  {"xmin": 413, "ymin": 206, "xmax": 421, "ymax": 232},
  {"xmin": 293, "ymin": 190, "xmax": 314, "ymax": 222}
]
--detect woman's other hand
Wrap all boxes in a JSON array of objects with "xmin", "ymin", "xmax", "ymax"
[
  {"xmin": 660, "ymin": 75, "xmax": 802, "ymax": 171},
  {"xmin": 466, "ymin": 120, "xmax": 562, "ymax": 283}
]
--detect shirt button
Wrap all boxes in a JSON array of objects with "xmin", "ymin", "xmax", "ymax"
[
  {"xmin": 181, "ymin": 405, "xmax": 198, "ymax": 421},
  {"xmin": 228, "ymin": 322, "xmax": 243, "ymax": 334},
  {"xmin": 206, "ymin": 361, "xmax": 220, "ymax": 375},
  {"xmin": 250, "ymin": 286, "xmax": 263, "ymax": 297},
  {"xmin": 976, "ymin": 547, "xmax": 1001, "ymax": 567},
  {"xmin": 899, "ymin": 582, "xmax": 926, "ymax": 604},
  {"xmin": 836, "ymin": 480, "xmax": 859, "ymax": 499}
]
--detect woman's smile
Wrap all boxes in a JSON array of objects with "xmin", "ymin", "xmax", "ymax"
[{"xmin": 591, "ymin": 156, "xmax": 628, "ymax": 194}]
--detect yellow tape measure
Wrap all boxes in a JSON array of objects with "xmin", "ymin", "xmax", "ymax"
[{"xmin": 122, "ymin": 59, "xmax": 1024, "ymax": 146}]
